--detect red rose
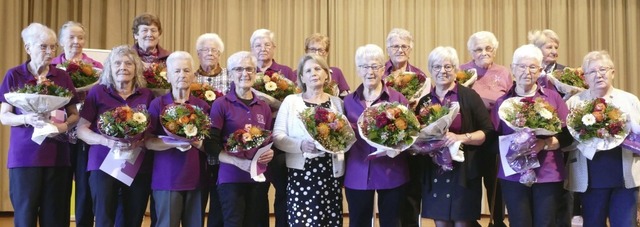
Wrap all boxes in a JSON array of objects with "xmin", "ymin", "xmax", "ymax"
[
  {"xmin": 67, "ymin": 62, "xmax": 81, "ymax": 73},
  {"xmin": 314, "ymin": 107, "xmax": 329, "ymax": 123},
  {"xmin": 375, "ymin": 113, "xmax": 390, "ymax": 128}
]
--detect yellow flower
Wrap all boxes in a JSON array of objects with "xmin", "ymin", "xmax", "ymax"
[
  {"xmin": 132, "ymin": 112, "xmax": 147, "ymax": 124},
  {"xmin": 159, "ymin": 71, "xmax": 167, "ymax": 80},
  {"xmin": 183, "ymin": 124, "xmax": 198, "ymax": 137},
  {"xmin": 204, "ymin": 90, "xmax": 216, "ymax": 101},
  {"xmin": 265, "ymin": 81, "xmax": 278, "ymax": 91}
]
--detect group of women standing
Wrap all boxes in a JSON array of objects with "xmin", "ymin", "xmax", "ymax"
[{"xmin": 0, "ymin": 12, "xmax": 638, "ymax": 227}]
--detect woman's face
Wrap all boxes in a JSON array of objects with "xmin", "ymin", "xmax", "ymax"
[
  {"xmin": 167, "ymin": 59, "xmax": 194, "ymax": 90},
  {"xmin": 110, "ymin": 55, "xmax": 136, "ymax": 84},
  {"xmin": 134, "ymin": 24, "xmax": 161, "ymax": 50},
  {"xmin": 541, "ymin": 41, "xmax": 559, "ymax": 65},
  {"xmin": 60, "ymin": 26, "xmax": 85, "ymax": 55},
  {"xmin": 584, "ymin": 60, "xmax": 615, "ymax": 91},
  {"xmin": 306, "ymin": 41, "xmax": 328, "ymax": 58},
  {"xmin": 430, "ymin": 59, "xmax": 456, "ymax": 88},
  {"xmin": 251, "ymin": 37, "xmax": 275, "ymax": 62},
  {"xmin": 357, "ymin": 58, "xmax": 384, "ymax": 89},
  {"xmin": 197, "ymin": 39, "xmax": 222, "ymax": 68},
  {"xmin": 470, "ymin": 39, "xmax": 496, "ymax": 68},
  {"xmin": 387, "ymin": 37, "xmax": 411, "ymax": 65},
  {"xmin": 511, "ymin": 57, "xmax": 542, "ymax": 89},
  {"xmin": 231, "ymin": 58, "xmax": 257, "ymax": 90},
  {"xmin": 26, "ymin": 36, "xmax": 57, "ymax": 67},
  {"xmin": 301, "ymin": 60, "xmax": 328, "ymax": 91}
]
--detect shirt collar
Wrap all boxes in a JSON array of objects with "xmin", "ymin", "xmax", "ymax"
[
  {"xmin": 19, "ymin": 60, "xmax": 59, "ymax": 80},
  {"xmin": 224, "ymin": 86, "xmax": 259, "ymax": 106},
  {"xmin": 505, "ymin": 83, "xmax": 548, "ymax": 97},
  {"xmin": 353, "ymin": 82, "xmax": 391, "ymax": 102}
]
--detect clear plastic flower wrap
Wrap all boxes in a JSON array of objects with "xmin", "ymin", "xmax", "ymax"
[
  {"xmin": 412, "ymin": 139, "xmax": 453, "ymax": 171},
  {"xmin": 505, "ymin": 128, "xmax": 540, "ymax": 186}
]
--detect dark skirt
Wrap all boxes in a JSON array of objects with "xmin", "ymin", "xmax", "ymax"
[{"xmin": 421, "ymin": 166, "xmax": 482, "ymax": 221}]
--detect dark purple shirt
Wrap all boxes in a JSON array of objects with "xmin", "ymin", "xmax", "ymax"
[
  {"xmin": 210, "ymin": 86, "xmax": 273, "ymax": 184},
  {"xmin": 257, "ymin": 59, "xmax": 296, "ymax": 82},
  {"xmin": 0, "ymin": 62, "xmax": 79, "ymax": 168},
  {"xmin": 491, "ymin": 86, "xmax": 569, "ymax": 183},
  {"xmin": 133, "ymin": 43, "xmax": 171, "ymax": 64},
  {"xmin": 382, "ymin": 60, "xmax": 427, "ymax": 81},
  {"xmin": 343, "ymin": 83, "xmax": 410, "ymax": 190},
  {"xmin": 80, "ymin": 84, "xmax": 154, "ymax": 172},
  {"xmin": 426, "ymin": 85, "xmax": 462, "ymax": 133},
  {"xmin": 51, "ymin": 53, "xmax": 104, "ymax": 69},
  {"xmin": 148, "ymin": 92, "xmax": 210, "ymax": 190}
]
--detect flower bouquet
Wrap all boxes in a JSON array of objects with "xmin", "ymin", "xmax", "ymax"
[
  {"xmin": 159, "ymin": 103, "xmax": 212, "ymax": 151},
  {"xmin": 98, "ymin": 105, "xmax": 149, "ymax": 160},
  {"xmin": 220, "ymin": 124, "xmax": 273, "ymax": 181},
  {"xmin": 190, "ymin": 83, "xmax": 224, "ymax": 105},
  {"xmin": 357, "ymin": 102, "xmax": 420, "ymax": 158},
  {"xmin": 298, "ymin": 106, "xmax": 356, "ymax": 156},
  {"xmin": 57, "ymin": 60, "xmax": 101, "ymax": 91},
  {"xmin": 567, "ymin": 97, "xmax": 629, "ymax": 159},
  {"xmin": 411, "ymin": 100, "xmax": 462, "ymax": 171},
  {"xmin": 384, "ymin": 72, "xmax": 430, "ymax": 102},
  {"xmin": 498, "ymin": 97, "xmax": 563, "ymax": 186},
  {"xmin": 4, "ymin": 79, "xmax": 74, "ymax": 144},
  {"xmin": 456, "ymin": 68, "xmax": 478, "ymax": 87},
  {"xmin": 548, "ymin": 67, "xmax": 588, "ymax": 99},
  {"xmin": 252, "ymin": 71, "xmax": 298, "ymax": 109},
  {"xmin": 143, "ymin": 62, "xmax": 170, "ymax": 96},
  {"xmin": 323, "ymin": 80, "xmax": 340, "ymax": 97}
]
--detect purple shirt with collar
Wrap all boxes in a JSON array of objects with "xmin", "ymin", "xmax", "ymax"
[
  {"xmin": 257, "ymin": 59, "xmax": 296, "ymax": 82},
  {"xmin": 51, "ymin": 53, "xmax": 104, "ymax": 69},
  {"xmin": 382, "ymin": 60, "xmax": 427, "ymax": 81},
  {"xmin": 0, "ymin": 62, "xmax": 79, "ymax": 168},
  {"xmin": 133, "ymin": 43, "xmax": 171, "ymax": 64},
  {"xmin": 460, "ymin": 61, "xmax": 513, "ymax": 112},
  {"xmin": 293, "ymin": 66, "xmax": 351, "ymax": 94},
  {"xmin": 491, "ymin": 86, "xmax": 569, "ymax": 183},
  {"xmin": 80, "ymin": 84, "xmax": 155, "ymax": 172},
  {"xmin": 210, "ymin": 86, "xmax": 273, "ymax": 184},
  {"xmin": 147, "ymin": 92, "xmax": 210, "ymax": 190},
  {"xmin": 343, "ymin": 83, "xmax": 410, "ymax": 190}
]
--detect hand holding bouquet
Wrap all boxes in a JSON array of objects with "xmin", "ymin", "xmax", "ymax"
[
  {"xmin": 412, "ymin": 100, "xmax": 462, "ymax": 171},
  {"xmin": 225, "ymin": 124, "xmax": 272, "ymax": 160},
  {"xmin": 253, "ymin": 71, "xmax": 299, "ymax": 109},
  {"xmin": 58, "ymin": 59, "xmax": 101, "ymax": 91},
  {"xmin": 357, "ymin": 102, "xmax": 420, "ymax": 158},
  {"xmin": 160, "ymin": 103, "xmax": 212, "ymax": 151},
  {"xmin": 455, "ymin": 68, "xmax": 478, "ymax": 87},
  {"xmin": 190, "ymin": 83, "xmax": 224, "ymax": 105},
  {"xmin": 385, "ymin": 72, "xmax": 430, "ymax": 102},
  {"xmin": 298, "ymin": 106, "xmax": 356, "ymax": 155},
  {"xmin": 98, "ymin": 105, "xmax": 149, "ymax": 159}
]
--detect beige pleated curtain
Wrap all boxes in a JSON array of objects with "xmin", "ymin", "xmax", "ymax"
[{"xmin": 0, "ymin": 0, "xmax": 638, "ymax": 211}]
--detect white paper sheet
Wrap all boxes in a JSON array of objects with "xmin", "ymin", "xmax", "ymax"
[
  {"xmin": 498, "ymin": 134, "xmax": 517, "ymax": 176},
  {"xmin": 99, "ymin": 148, "xmax": 144, "ymax": 186}
]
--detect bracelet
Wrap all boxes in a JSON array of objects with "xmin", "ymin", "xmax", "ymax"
[{"xmin": 22, "ymin": 115, "xmax": 27, "ymax": 125}]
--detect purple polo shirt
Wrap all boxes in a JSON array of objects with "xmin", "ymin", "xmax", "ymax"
[
  {"xmin": 460, "ymin": 61, "xmax": 513, "ymax": 112},
  {"xmin": 80, "ymin": 84, "xmax": 154, "ymax": 172},
  {"xmin": 426, "ymin": 85, "xmax": 462, "ymax": 133},
  {"xmin": 51, "ymin": 53, "xmax": 105, "ymax": 69},
  {"xmin": 491, "ymin": 86, "xmax": 569, "ymax": 183},
  {"xmin": 147, "ymin": 93, "xmax": 210, "ymax": 190},
  {"xmin": 343, "ymin": 83, "xmax": 410, "ymax": 190},
  {"xmin": 0, "ymin": 62, "xmax": 79, "ymax": 168},
  {"xmin": 210, "ymin": 86, "xmax": 273, "ymax": 184},
  {"xmin": 293, "ymin": 66, "xmax": 351, "ymax": 94},
  {"xmin": 257, "ymin": 59, "xmax": 296, "ymax": 82},
  {"xmin": 382, "ymin": 60, "xmax": 427, "ymax": 81}
]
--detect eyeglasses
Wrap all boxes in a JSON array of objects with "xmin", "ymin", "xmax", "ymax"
[
  {"xmin": 431, "ymin": 64, "xmax": 455, "ymax": 72},
  {"xmin": 252, "ymin": 43, "xmax": 274, "ymax": 50},
  {"xmin": 306, "ymin": 48, "xmax": 327, "ymax": 55},
  {"xmin": 358, "ymin": 65, "xmax": 384, "ymax": 71},
  {"xmin": 231, "ymin": 67, "xmax": 256, "ymax": 74},
  {"xmin": 472, "ymin": 46, "xmax": 494, "ymax": 54},
  {"xmin": 388, "ymin": 45, "xmax": 410, "ymax": 52},
  {"xmin": 513, "ymin": 64, "xmax": 541, "ymax": 73},
  {"xmin": 36, "ymin": 44, "xmax": 57, "ymax": 52},
  {"xmin": 139, "ymin": 28, "xmax": 159, "ymax": 35},
  {"xmin": 198, "ymin": 48, "xmax": 221, "ymax": 55},
  {"xmin": 585, "ymin": 67, "xmax": 612, "ymax": 77}
]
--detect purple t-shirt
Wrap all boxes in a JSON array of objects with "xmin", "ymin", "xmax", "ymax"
[
  {"xmin": 0, "ymin": 62, "xmax": 79, "ymax": 168},
  {"xmin": 210, "ymin": 86, "xmax": 273, "ymax": 184},
  {"xmin": 51, "ymin": 53, "xmax": 105, "ymax": 69},
  {"xmin": 257, "ymin": 59, "xmax": 296, "ymax": 82},
  {"xmin": 491, "ymin": 86, "xmax": 569, "ymax": 183},
  {"xmin": 148, "ymin": 92, "xmax": 210, "ymax": 190},
  {"xmin": 382, "ymin": 60, "xmax": 427, "ymax": 81},
  {"xmin": 343, "ymin": 83, "xmax": 410, "ymax": 190},
  {"xmin": 460, "ymin": 61, "xmax": 513, "ymax": 112},
  {"xmin": 80, "ymin": 84, "xmax": 154, "ymax": 172},
  {"xmin": 293, "ymin": 66, "xmax": 351, "ymax": 94}
]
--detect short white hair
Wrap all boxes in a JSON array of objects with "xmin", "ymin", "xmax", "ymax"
[
  {"xmin": 581, "ymin": 51, "xmax": 615, "ymax": 72},
  {"xmin": 250, "ymin": 29, "xmax": 275, "ymax": 46},
  {"xmin": 21, "ymin": 23, "xmax": 57, "ymax": 46},
  {"xmin": 227, "ymin": 51, "xmax": 257, "ymax": 71},
  {"xmin": 386, "ymin": 28, "xmax": 414, "ymax": 48},
  {"xmin": 466, "ymin": 31, "xmax": 499, "ymax": 52},
  {"xmin": 166, "ymin": 51, "xmax": 195, "ymax": 71},
  {"xmin": 355, "ymin": 44, "xmax": 385, "ymax": 67},
  {"xmin": 428, "ymin": 46, "xmax": 460, "ymax": 70},
  {"xmin": 195, "ymin": 33, "xmax": 225, "ymax": 53},
  {"xmin": 512, "ymin": 44, "xmax": 543, "ymax": 65},
  {"xmin": 528, "ymin": 29, "xmax": 560, "ymax": 49}
]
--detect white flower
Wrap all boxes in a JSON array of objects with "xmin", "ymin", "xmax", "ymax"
[
  {"xmin": 204, "ymin": 90, "xmax": 216, "ymax": 101},
  {"xmin": 159, "ymin": 71, "xmax": 167, "ymax": 80},
  {"xmin": 183, "ymin": 124, "xmax": 198, "ymax": 137},
  {"xmin": 539, "ymin": 108, "xmax": 553, "ymax": 120},
  {"xmin": 265, "ymin": 81, "xmax": 277, "ymax": 91},
  {"xmin": 132, "ymin": 112, "xmax": 147, "ymax": 123},
  {"xmin": 582, "ymin": 114, "xmax": 596, "ymax": 126}
]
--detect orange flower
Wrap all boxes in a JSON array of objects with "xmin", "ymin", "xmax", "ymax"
[
  {"xmin": 456, "ymin": 71, "xmax": 467, "ymax": 81},
  {"xmin": 385, "ymin": 108, "xmax": 401, "ymax": 120},
  {"xmin": 393, "ymin": 75, "xmax": 404, "ymax": 86},
  {"xmin": 276, "ymin": 80, "xmax": 289, "ymax": 90},
  {"xmin": 326, "ymin": 112, "xmax": 336, "ymax": 122},
  {"xmin": 249, "ymin": 126, "xmax": 263, "ymax": 136},
  {"xmin": 166, "ymin": 121, "xmax": 178, "ymax": 132},
  {"xmin": 190, "ymin": 83, "xmax": 203, "ymax": 91},
  {"xmin": 271, "ymin": 73, "xmax": 280, "ymax": 81},
  {"xmin": 607, "ymin": 109, "xmax": 621, "ymax": 120},
  {"xmin": 335, "ymin": 119, "xmax": 345, "ymax": 130},
  {"xmin": 317, "ymin": 123, "xmax": 330, "ymax": 137},
  {"xmin": 592, "ymin": 111, "xmax": 604, "ymax": 122},
  {"xmin": 179, "ymin": 116, "xmax": 191, "ymax": 124},
  {"xmin": 395, "ymin": 118, "xmax": 407, "ymax": 130},
  {"xmin": 242, "ymin": 132, "xmax": 253, "ymax": 142},
  {"xmin": 81, "ymin": 65, "xmax": 94, "ymax": 76},
  {"xmin": 401, "ymin": 73, "xmax": 414, "ymax": 84},
  {"xmin": 189, "ymin": 114, "xmax": 197, "ymax": 120}
]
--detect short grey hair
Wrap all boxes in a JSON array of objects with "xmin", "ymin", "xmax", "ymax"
[
  {"xmin": 296, "ymin": 54, "xmax": 331, "ymax": 92},
  {"xmin": 250, "ymin": 29, "xmax": 275, "ymax": 47},
  {"xmin": 386, "ymin": 28, "xmax": 414, "ymax": 48},
  {"xmin": 227, "ymin": 51, "xmax": 257, "ymax": 71},
  {"xmin": 100, "ymin": 45, "xmax": 146, "ymax": 89},
  {"xmin": 58, "ymin": 21, "xmax": 86, "ymax": 45},
  {"xmin": 21, "ymin": 23, "xmax": 57, "ymax": 46},
  {"xmin": 166, "ymin": 51, "xmax": 195, "ymax": 71},
  {"xmin": 528, "ymin": 29, "xmax": 560, "ymax": 49},
  {"xmin": 355, "ymin": 44, "xmax": 385, "ymax": 67},
  {"xmin": 195, "ymin": 33, "xmax": 225, "ymax": 53},
  {"xmin": 428, "ymin": 46, "xmax": 460, "ymax": 70},
  {"xmin": 466, "ymin": 31, "xmax": 499, "ymax": 52},
  {"xmin": 581, "ymin": 51, "xmax": 615, "ymax": 72},
  {"xmin": 512, "ymin": 44, "xmax": 543, "ymax": 65}
]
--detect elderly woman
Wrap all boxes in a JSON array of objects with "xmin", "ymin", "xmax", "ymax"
[
  {"xmin": 303, "ymin": 33, "xmax": 350, "ymax": 96},
  {"xmin": 52, "ymin": 21, "xmax": 103, "ymax": 68},
  {"xmin": 273, "ymin": 54, "xmax": 345, "ymax": 226},
  {"xmin": 250, "ymin": 28, "xmax": 296, "ymax": 81},
  {"xmin": 76, "ymin": 45, "xmax": 154, "ymax": 227},
  {"xmin": 145, "ymin": 51, "xmax": 208, "ymax": 227},
  {"xmin": 209, "ymin": 51, "xmax": 275, "ymax": 226},
  {"xmin": 459, "ymin": 31, "xmax": 512, "ymax": 227},
  {"xmin": 565, "ymin": 51, "xmax": 640, "ymax": 227},
  {"xmin": 491, "ymin": 44, "xmax": 572, "ymax": 227},
  {"xmin": 417, "ymin": 47, "xmax": 493, "ymax": 227},
  {"xmin": 0, "ymin": 22, "xmax": 79, "ymax": 227},
  {"xmin": 132, "ymin": 13, "xmax": 171, "ymax": 66},
  {"xmin": 528, "ymin": 30, "xmax": 566, "ymax": 90},
  {"xmin": 343, "ymin": 44, "xmax": 409, "ymax": 227}
]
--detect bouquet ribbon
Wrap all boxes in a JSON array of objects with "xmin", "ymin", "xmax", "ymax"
[
  {"xmin": 159, "ymin": 135, "xmax": 192, "ymax": 152},
  {"xmin": 499, "ymin": 128, "xmax": 540, "ymax": 186},
  {"xmin": 622, "ymin": 133, "xmax": 640, "ymax": 155},
  {"xmin": 411, "ymin": 139, "xmax": 464, "ymax": 171}
]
